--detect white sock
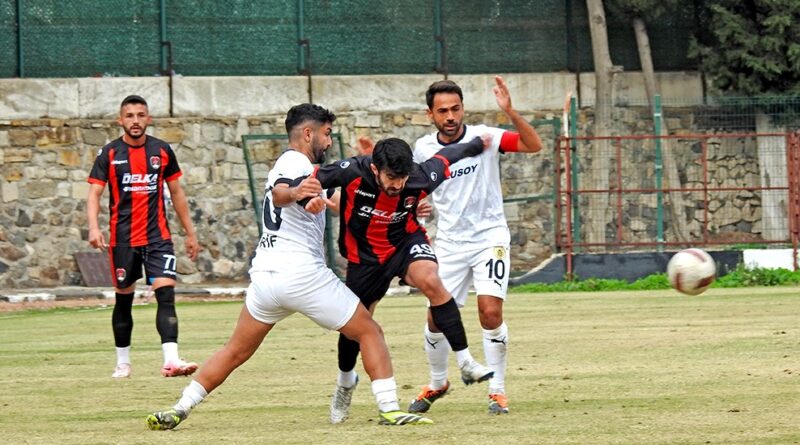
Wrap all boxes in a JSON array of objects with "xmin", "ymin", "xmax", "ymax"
[
  {"xmin": 371, "ymin": 377, "xmax": 400, "ymax": 413},
  {"xmin": 116, "ymin": 346, "xmax": 131, "ymax": 366},
  {"xmin": 483, "ymin": 322, "xmax": 508, "ymax": 394},
  {"xmin": 162, "ymin": 342, "xmax": 179, "ymax": 365},
  {"xmin": 454, "ymin": 348, "xmax": 474, "ymax": 369},
  {"xmin": 174, "ymin": 380, "xmax": 208, "ymax": 413},
  {"xmin": 424, "ymin": 324, "xmax": 450, "ymax": 390},
  {"xmin": 337, "ymin": 369, "xmax": 358, "ymax": 388}
]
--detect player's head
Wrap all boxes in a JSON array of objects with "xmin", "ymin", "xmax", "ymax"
[
  {"xmin": 425, "ymin": 80, "xmax": 465, "ymax": 141},
  {"xmin": 285, "ymin": 103, "xmax": 337, "ymax": 164},
  {"xmin": 370, "ymin": 138, "xmax": 413, "ymax": 196},
  {"xmin": 118, "ymin": 94, "xmax": 151, "ymax": 140}
]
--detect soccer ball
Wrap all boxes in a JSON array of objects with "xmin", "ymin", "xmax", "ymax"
[{"xmin": 666, "ymin": 248, "xmax": 716, "ymax": 296}]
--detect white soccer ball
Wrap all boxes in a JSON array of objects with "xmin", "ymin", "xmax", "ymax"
[{"xmin": 666, "ymin": 248, "xmax": 717, "ymax": 296}]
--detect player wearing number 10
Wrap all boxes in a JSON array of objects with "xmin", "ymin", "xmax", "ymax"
[{"xmin": 410, "ymin": 77, "xmax": 544, "ymax": 415}]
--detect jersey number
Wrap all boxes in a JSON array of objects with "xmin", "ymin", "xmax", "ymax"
[
  {"xmin": 262, "ymin": 187, "xmax": 283, "ymax": 231},
  {"xmin": 410, "ymin": 244, "xmax": 435, "ymax": 256},
  {"xmin": 485, "ymin": 258, "xmax": 506, "ymax": 280}
]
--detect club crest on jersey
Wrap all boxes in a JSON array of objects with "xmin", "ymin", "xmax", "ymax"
[
  {"xmin": 494, "ymin": 247, "xmax": 506, "ymax": 259},
  {"xmin": 150, "ymin": 155, "xmax": 161, "ymax": 169},
  {"xmin": 115, "ymin": 268, "xmax": 126, "ymax": 282},
  {"xmin": 339, "ymin": 161, "xmax": 350, "ymax": 168},
  {"xmin": 403, "ymin": 196, "xmax": 417, "ymax": 209}
]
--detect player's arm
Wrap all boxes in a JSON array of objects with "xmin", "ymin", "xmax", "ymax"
[
  {"xmin": 86, "ymin": 183, "xmax": 107, "ymax": 249},
  {"xmin": 167, "ymin": 179, "xmax": 200, "ymax": 261},
  {"xmin": 493, "ymin": 75, "xmax": 543, "ymax": 153},
  {"xmin": 431, "ymin": 134, "xmax": 490, "ymax": 165}
]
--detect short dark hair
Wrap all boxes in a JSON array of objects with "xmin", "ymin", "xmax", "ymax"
[
  {"xmin": 120, "ymin": 94, "xmax": 148, "ymax": 108},
  {"xmin": 371, "ymin": 138, "xmax": 414, "ymax": 177},
  {"xmin": 425, "ymin": 80, "xmax": 463, "ymax": 109},
  {"xmin": 285, "ymin": 103, "xmax": 336, "ymax": 134}
]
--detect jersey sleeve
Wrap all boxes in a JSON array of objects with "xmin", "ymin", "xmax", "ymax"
[
  {"xmin": 312, "ymin": 157, "xmax": 363, "ymax": 189},
  {"xmin": 87, "ymin": 146, "xmax": 110, "ymax": 185},
  {"xmin": 162, "ymin": 145, "xmax": 183, "ymax": 182}
]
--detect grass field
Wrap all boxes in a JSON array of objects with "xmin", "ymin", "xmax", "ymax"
[{"xmin": 1, "ymin": 287, "xmax": 800, "ymax": 445}]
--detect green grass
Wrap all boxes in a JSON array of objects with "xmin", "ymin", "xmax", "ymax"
[{"xmin": 2, "ymin": 288, "xmax": 800, "ymax": 444}]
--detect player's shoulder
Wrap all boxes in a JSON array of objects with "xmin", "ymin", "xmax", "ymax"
[
  {"xmin": 95, "ymin": 137, "xmax": 123, "ymax": 157},
  {"xmin": 145, "ymin": 135, "xmax": 172, "ymax": 150},
  {"xmin": 465, "ymin": 124, "xmax": 503, "ymax": 137},
  {"xmin": 414, "ymin": 131, "xmax": 440, "ymax": 149}
]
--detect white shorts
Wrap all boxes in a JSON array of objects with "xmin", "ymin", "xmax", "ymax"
[
  {"xmin": 246, "ymin": 266, "xmax": 359, "ymax": 331},
  {"xmin": 436, "ymin": 242, "xmax": 510, "ymax": 307}
]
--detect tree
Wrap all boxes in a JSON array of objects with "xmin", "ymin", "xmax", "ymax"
[
  {"xmin": 607, "ymin": 0, "xmax": 690, "ymax": 243},
  {"xmin": 690, "ymin": 0, "xmax": 800, "ymax": 240},
  {"xmin": 584, "ymin": 0, "xmax": 617, "ymax": 249},
  {"xmin": 690, "ymin": 0, "xmax": 800, "ymax": 95}
]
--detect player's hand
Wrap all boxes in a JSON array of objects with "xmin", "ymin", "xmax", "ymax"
[
  {"xmin": 416, "ymin": 199, "xmax": 433, "ymax": 218},
  {"xmin": 356, "ymin": 136, "xmax": 375, "ymax": 155},
  {"xmin": 479, "ymin": 133, "xmax": 492, "ymax": 149},
  {"xmin": 292, "ymin": 177, "xmax": 323, "ymax": 201},
  {"xmin": 88, "ymin": 228, "xmax": 107, "ymax": 250},
  {"xmin": 493, "ymin": 75, "xmax": 513, "ymax": 114},
  {"xmin": 184, "ymin": 233, "xmax": 200, "ymax": 261},
  {"xmin": 304, "ymin": 196, "xmax": 327, "ymax": 214}
]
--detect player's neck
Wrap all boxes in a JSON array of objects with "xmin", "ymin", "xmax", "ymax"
[
  {"xmin": 122, "ymin": 134, "xmax": 147, "ymax": 147},
  {"xmin": 437, "ymin": 126, "xmax": 465, "ymax": 145},
  {"xmin": 289, "ymin": 143, "xmax": 315, "ymax": 163}
]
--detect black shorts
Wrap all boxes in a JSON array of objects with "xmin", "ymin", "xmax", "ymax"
[
  {"xmin": 345, "ymin": 231, "xmax": 437, "ymax": 308},
  {"xmin": 109, "ymin": 240, "xmax": 177, "ymax": 288}
]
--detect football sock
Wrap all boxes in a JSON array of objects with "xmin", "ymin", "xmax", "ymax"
[
  {"xmin": 429, "ymin": 298, "xmax": 468, "ymax": 351},
  {"xmin": 162, "ymin": 342, "xmax": 180, "ymax": 365},
  {"xmin": 174, "ymin": 380, "xmax": 208, "ymax": 413},
  {"xmin": 371, "ymin": 377, "xmax": 400, "ymax": 413},
  {"xmin": 454, "ymin": 348, "xmax": 476, "ymax": 369},
  {"xmin": 112, "ymin": 292, "xmax": 134, "ymax": 347},
  {"xmin": 155, "ymin": 286, "xmax": 178, "ymax": 343},
  {"xmin": 116, "ymin": 346, "xmax": 131, "ymax": 366},
  {"xmin": 337, "ymin": 369, "xmax": 358, "ymax": 388},
  {"xmin": 423, "ymin": 324, "xmax": 450, "ymax": 390},
  {"xmin": 483, "ymin": 322, "xmax": 508, "ymax": 394},
  {"xmin": 337, "ymin": 333, "xmax": 361, "ymax": 373}
]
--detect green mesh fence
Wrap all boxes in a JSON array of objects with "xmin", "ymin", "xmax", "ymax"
[{"xmin": 3, "ymin": 1, "xmax": 699, "ymax": 78}]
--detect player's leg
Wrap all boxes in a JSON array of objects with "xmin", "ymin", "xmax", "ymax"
[
  {"xmin": 110, "ymin": 245, "xmax": 142, "ymax": 378},
  {"xmin": 148, "ymin": 276, "xmax": 281, "ymax": 430},
  {"xmin": 145, "ymin": 241, "xmax": 196, "ymax": 377},
  {"xmin": 330, "ymin": 263, "xmax": 391, "ymax": 423},
  {"xmin": 473, "ymin": 245, "xmax": 511, "ymax": 414},
  {"xmin": 401, "ymin": 236, "xmax": 493, "ymax": 386}
]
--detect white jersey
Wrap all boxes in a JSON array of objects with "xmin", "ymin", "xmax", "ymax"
[
  {"xmin": 249, "ymin": 149, "xmax": 326, "ymax": 272},
  {"xmin": 413, "ymin": 124, "xmax": 510, "ymax": 247}
]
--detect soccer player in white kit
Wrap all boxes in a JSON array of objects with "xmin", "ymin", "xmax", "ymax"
[
  {"xmin": 146, "ymin": 104, "xmax": 431, "ymax": 430},
  {"xmin": 410, "ymin": 77, "xmax": 543, "ymax": 414}
]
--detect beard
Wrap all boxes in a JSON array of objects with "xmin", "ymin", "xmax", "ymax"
[
  {"xmin": 123, "ymin": 125, "xmax": 145, "ymax": 139},
  {"xmin": 436, "ymin": 119, "xmax": 462, "ymax": 138}
]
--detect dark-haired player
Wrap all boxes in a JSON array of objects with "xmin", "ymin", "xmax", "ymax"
[
  {"xmin": 313, "ymin": 136, "xmax": 496, "ymax": 424},
  {"xmin": 87, "ymin": 95, "xmax": 201, "ymax": 379},
  {"xmin": 146, "ymin": 104, "xmax": 432, "ymax": 430},
  {"xmin": 410, "ymin": 76, "xmax": 543, "ymax": 414}
]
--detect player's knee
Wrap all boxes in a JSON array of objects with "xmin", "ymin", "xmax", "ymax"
[{"xmin": 479, "ymin": 310, "xmax": 503, "ymax": 330}]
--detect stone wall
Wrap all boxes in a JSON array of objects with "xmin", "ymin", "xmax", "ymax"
[{"xmin": 0, "ymin": 72, "xmax": 714, "ymax": 288}]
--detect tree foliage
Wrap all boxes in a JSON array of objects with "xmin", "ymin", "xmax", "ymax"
[{"xmin": 690, "ymin": 0, "xmax": 800, "ymax": 95}]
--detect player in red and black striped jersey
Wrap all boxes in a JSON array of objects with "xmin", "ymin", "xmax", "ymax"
[
  {"xmin": 308, "ymin": 136, "xmax": 497, "ymax": 421},
  {"xmin": 87, "ymin": 95, "xmax": 200, "ymax": 380}
]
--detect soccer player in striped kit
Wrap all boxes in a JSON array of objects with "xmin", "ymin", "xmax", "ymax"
[
  {"xmin": 410, "ymin": 77, "xmax": 543, "ymax": 414},
  {"xmin": 87, "ymin": 95, "xmax": 200, "ymax": 379}
]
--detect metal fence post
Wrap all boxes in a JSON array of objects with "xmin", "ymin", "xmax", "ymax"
[
  {"xmin": 654, "ymin": 94, "xmax": 664, "ymax": 250},
  {"xmin": 16, "ymin": 0, "xmax": 23, "ymax": 77},
  {"xmin": 569, "ymin": 95, "xmax": 580, "ymax": 250}
]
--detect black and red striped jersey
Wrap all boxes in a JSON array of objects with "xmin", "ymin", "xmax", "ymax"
[
  {"xmin": 88, "ymin": 136, "xmax": 182, "ymax": 247},
  {"xmin": 313, "ymin": 137, "xmax": 484, "ymax": 265}
]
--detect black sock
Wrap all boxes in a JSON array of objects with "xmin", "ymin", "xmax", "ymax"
[
  {"xmin": 430, "ymin": 298, "xmax": 468, "ymax": 351},
  {"xmin": 155, "ymin": 286, "xmax": 178, "ymax": 343},
  {"xmin": 337, "ymin": 333, "xmax": 361, "ymax": 372},
  {"xmin": 112, "ymin": 292, "xmax": 134, "ymax": 347}
]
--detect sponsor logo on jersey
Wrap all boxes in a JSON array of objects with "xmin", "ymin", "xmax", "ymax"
[
  {"xmin": 356, "ymin": 189, "xmax": 376, "ymax": 199},
  {"xmin": 447, "ymin": 164, "xmax": 477, "ymax": 180},
  {"xmin": 111, "ymin": 159, "xmax": 128, "ymax": 165},
  {"xmin": 494, "ymin": 246, "xmax": 506, "ymax": 259},
  {"xmin": 403, "ymin": 196, "xmax": 416, "ymax": 209},
  {"xmin": 339, "ymin": 161, "xmax": 350, "ymax": 168},
  {"xmin": 115, "ymin": 268, "xmax": 126, "ymax": 282},
  {"xmin": 150, "ymin": 155, "xmax": 161, "ymax": 169},
  {"xmin": 357, "ymin": 205, "xmax": 408, "ymax": 223},
  {"xmin": 96, "ymin": 148, "xmax": 103, "ymax": 156},
  {"xmin": 122, "ymin": 173, "xmax": 159, "ymax": 193},
  {"xmin": 430, "ymin": 172, "xmax": 438, "ymax": 181}
]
